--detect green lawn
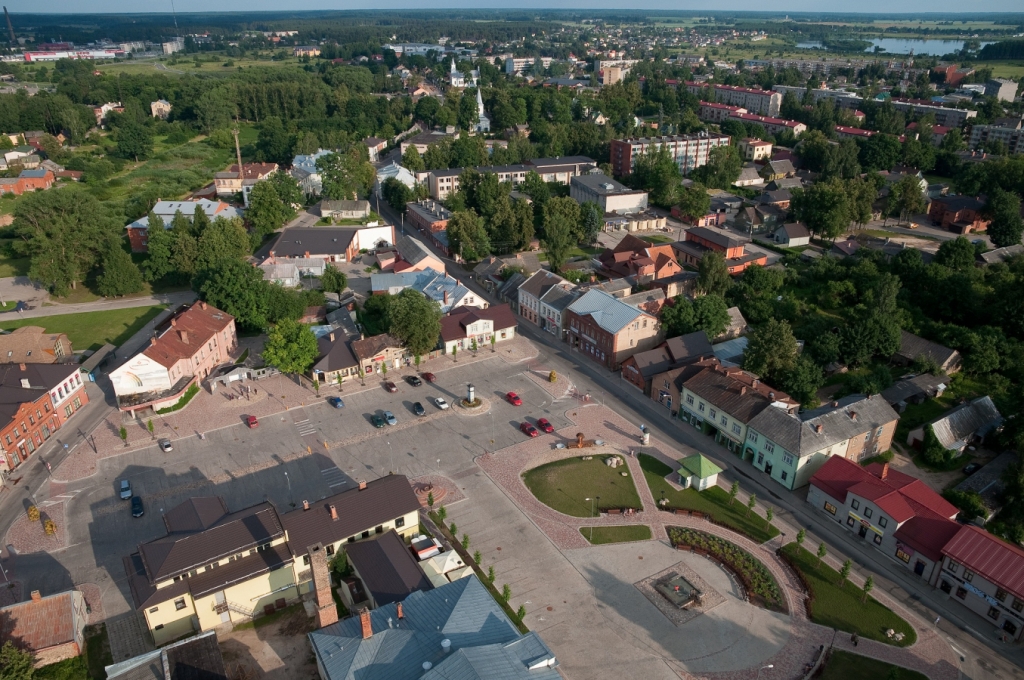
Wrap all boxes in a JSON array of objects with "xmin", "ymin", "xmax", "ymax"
[
  {"xmin": 820, "ymin": 650, "xmax": 928, "ymax": 680},
  {"xmin": 0, "ymin": 255, "xmax": 29, "ymax": 278},
  {"xmin": 522, "ymin": 456, "xmax": 643, "ymax": 517},
  {"xmin": 640, "ymin": 454, "xmax": 779, "ymax": 543},
  {"xmin": 781, "ymin": 544, "xmax": 915, "ymax": 646},
  {"xmin": 580, "ymin": 525, "xmax": 652, "ymax": 545},
  {"xmin": 0, "ymin": 305, "xmax": 166, "ymax": 351}
]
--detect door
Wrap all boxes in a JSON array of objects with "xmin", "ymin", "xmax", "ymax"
[
  {"xmin": 914, "ymin": 561, "xmax": 926, "ymax": 576},
  {"xmin": 764, "ymin": 462, "xmax": 773, "ymax": 475},
  {"xmin": 215, "ymin": 592, "xmax": 229, "ymax": 624},
  {"xmin": 858, "ymin": 525, "xmax": 868, "ymax": 539}
]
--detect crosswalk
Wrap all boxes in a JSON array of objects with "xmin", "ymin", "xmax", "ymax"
[
  {"xmin": 295, "ymin": 419, "xmax": 317, "ymax": 437},
  {"xmin": 321, "ymin": 466, "xmax": 348, "ymax": 489}
]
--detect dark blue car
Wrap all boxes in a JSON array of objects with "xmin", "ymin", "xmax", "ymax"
[
  {"xmin": 328, "ymin": 396, "xmax": 345, "ymax": 409},
  {"xmin": 131, "ymin": 496, "xmax": 144, "ymax": 518}
]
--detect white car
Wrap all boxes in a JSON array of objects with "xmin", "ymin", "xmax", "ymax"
[{"xmin": 434, "ymin": 397, "xmax": 449, "ymax": 410}]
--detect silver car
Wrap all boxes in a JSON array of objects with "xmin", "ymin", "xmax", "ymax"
[
  {"xmin": 158, "ymin": 438, "xmax": 173, "ymax": 453},
  {"xmin": 384, "ymin": 410, "xmax": 398, "ymax": 426},
  {"xmin": 434, "ymin": 397, "xmax": 450, "ymax": 410},
  {"xmin": 119, "ymin": 479, "xmax": 132, "ymax": 500}
]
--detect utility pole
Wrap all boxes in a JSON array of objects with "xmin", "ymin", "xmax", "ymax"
[
  {"xmin": 3, "ymin": 7, "xmax": 14, "ymax": 45},
  {"xmin": 232, "ymin": 125, "xmax": 244, "ymax": 183}
]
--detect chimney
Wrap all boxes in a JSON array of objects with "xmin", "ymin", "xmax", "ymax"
[
  {"xmin": 329, "ymin": 332, "xmax": 335, "ymax": 342},
  {"xmin": 768, "ymin": 392, "xmax": 775, "ymax": 400},
  {"xmin": 752, "ymin": 379, "xmax": 759, "ymax": 388},
  {"xmin": 302, "ymin": 500, "xmax": 310, "ymax": 510},
  {"xmin": 30, "ymin": 590, "xmax": 40, "ymax": 602},
  {"xmin": 178, "ymin": 330, "xmax": 189, "ymax": 344},
  {"xmin": 397, "ymin": 602, "xmax": 404, "ymax": 619},
  {"xmin": 200, "ymin": 301, "xmax": 207, "ymax": 310},
  {"xmin": 308, "ymin": 544, "xmax": 339, "ymax": 628},
  {"xmin": 170, "ymin": 317, "xmax": 176, "ymax": 327},
  {"xmin": 358, "ymin": 480, "xmax": 367, "ymax": 490},
  {"xmin": 849, "ymin": 411, "xmax": 857, "ymax": 421},
  {"xmin": 815, "ymin": 424, "xmax": 823, "ymax": 434},
  {"xmin": 149, "ymin": 337, "xmax": 158, "ymax": 348},
  {"xmin": 360, "ymin": 608, "xmax": 373, "ymax": 639},
  {"xmin": 443, "ymin": 290, "xmax": 449, "ymax": 305},
  {"xmin": 304, "ymin": 251, "xmax": 310, "ymax": 258},
  {"xmin": 18, "ymin": 363, "xmax": 25, "ymax": 371},
  {"xmin": 831, "ymin": 401, "xmax": 839, "ymax": 408},
  {"xmin": 739, "ymin": 386, "xmax": 747, "ymax": 396},
  {"xmin": 19, "ymin": 378, "xmax": 29, "ymax": 389},
  {"xmin": 329, "ymin": 504, "xmax": 338, "ymax": 520}
]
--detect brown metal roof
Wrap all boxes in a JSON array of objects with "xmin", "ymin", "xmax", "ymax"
[
  {"xmin": 187, "ymin": 543, "xmax": 293, "ymax": 599},
  {"xmin": 163, "ymin": 497, "xmax": 229, "ymax": 533},
  {"xmin": 346, "ymin": 529, "xmax": 433, "ymax": 606},
  {"xmin": 281, "ymin": 475, "xmax": 420, "ymax": 555},
  {"xmin": 683, "ymin": 365, "xmax": 795, "ymax": 423}
]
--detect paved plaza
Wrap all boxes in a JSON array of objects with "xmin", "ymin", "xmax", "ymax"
[{"xmin": 2, "ymin": 336, "xmax": 965, "ymax": 679}]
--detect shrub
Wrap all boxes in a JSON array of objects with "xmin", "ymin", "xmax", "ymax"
[
  {"xmin": 27, "ymin": 505, "xmax": 39, "ymax": 522},
  {"xmin": 43, "ymin": 519, "xmax": 56, "ymax": 536},
  {"xmin": 668, "ymin": 527, "xmax": 783, "ymax": 610},
  {"xmin": 942, "ymin": 489, "xmax": 988, "ymax": 522}
]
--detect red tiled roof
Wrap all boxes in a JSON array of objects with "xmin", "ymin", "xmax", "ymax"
[
  {"xmin": 893, "ymin": 513, "xmax": 964, "ymax": 562},
  {"xmin": 0, "ymin": 591, "xmax": 79, "ymax": 651},
  {"xmin": 144, "ymin": 302, "xmax": 235, "ymax": 369},
  {"xmin": 226, "ymin": 163, "xmax": 278, "ymax": 179},
  {"xmin": 942, "ymin": 525, "xmax": 1024, "ymax": 600}
]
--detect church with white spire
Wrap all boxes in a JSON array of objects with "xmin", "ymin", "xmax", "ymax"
[
  {"xmin": 448, "ymin": 58, "xmax": 479, "ymax": 88},
  {"xmin": 474, "ymin": 87, "xmax": 490, "ymax": 133}
]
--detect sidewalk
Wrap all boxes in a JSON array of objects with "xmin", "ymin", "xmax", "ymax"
[{"xmin": 0, "ymin": 290, "xmax": 195, "ymax": 321}]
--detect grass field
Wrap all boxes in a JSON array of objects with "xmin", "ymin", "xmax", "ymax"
[
  {"xmin": 580, "ymin": 525, "xmax": 652, "ymax": 545},
  {"xmin": 95, "ymin": 57, "xmax": 306, "ymax": 77},
  {"xmin": 820, "ymin": 650, "xmax": 928, "ymax": 680},
  {"xmin": 522, "ymin": 456, "xmax": 643, "ymax": 517},
  {"xmin": 781, "ymin": 544, "xmax": 915, "ymax": 647},
  {"xmin": 640, "ymin": 454, "xmax": 779, "ymax": 543},
  {"xmin": 0, "ymin": 306, "xmax": 165, "ymax": 351}
]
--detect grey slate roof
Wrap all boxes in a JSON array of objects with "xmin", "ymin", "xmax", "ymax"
[
  {"xmin": 929, "ymin": 396, "xmax": 1003, "ymax": 450},
  {"xmin": 270, "ymin": 228, "xmax": 358, "ymax": 257},
  {"xmin": 880, "ymin": 373, "xmax": 947, "ymax": 406},
  {"xmin": 106, "ymin": 631, "xmax": 227, "ymax": 680},
  {"xmin": 496, "ymin": 272, "xmax": 527, "ymax": 300},
  {"xmin": 310, "ymin": 576, "xmax": 557, "ymax": 680},
  {"xmin": 397, "ymin": 234, "xmax": 436, "ymax": 267},
  {"xmin": 979, "ymin": 244, "xmax": 1024, "ymax": 265},
  {"xmin": 896, "ymin": 331, "xmax": 960, "ymax": 370},
  {"xmin": 565, "ymin": 289, "xmax": 647, "ymax": 334},
  {"xmin": 538, "ymin": 284, "xmax": 578, "ymax": 312},
  {"xmin": 748, "ymin": 394, "xmax": 899, "ymax": 457},
  {"xmin": 420, "ymin": 633, "xmax": 559, "ymax": 680},
  {"xmin": 346, "ymin": 530, "xmax": 433, "ymax": 606},
  {"xmin": 518, "ymin": 270, "xmax": 571, "ymax": 300}
]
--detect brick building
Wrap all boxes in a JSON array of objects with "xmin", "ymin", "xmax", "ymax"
[
  {"xmin": 565, "ymin": 289, "xmax": 661, "ymax": 370},
  {"xmin": 0, "ymin": 326, "xmax": 72, "ymax": 364},
  {"xmin": 928, "ymin": 196, "xmax": 991, "ymax": 234},
  {"xmin": 672, "ymin": 227, "xmax": 767, "ymax": 274},
  {"xmin": 0, "ymin": 168, "xmax": 55, "ymax": 196},
  {"xmin": 686, "ymin": 83, "xmax": 782, "ymax": 116},
  {"xmin": 0, "ymin": 590, "xmax": 88, "ymax": 668}
]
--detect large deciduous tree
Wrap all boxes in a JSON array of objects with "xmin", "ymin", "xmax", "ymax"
[
  {"xmin": 743, "ymin": 318, "xmax": 798, "ymax": 381},
  {"xmin": 446, "ymin": 210, "xmax": 491, "ymax": 261},
  {"xmin": 674, "ymin": 183, "xmax": 711, "ymax": 224},
  {"xmin": 318, "ymin": 148, "xmax": 376, "ymax": 200},
  {"xmin": 541, "ymin": 212, "xmax": 575, "ymax": 272},
  {"xmin": 12, "ymin": 187, "xmax": 119, "ymax": 296},
  {"xmin": 986, "ymin": 188, "xmax": 1024, "ymax": 248},
  {"xmin": 389, "ymin": 289, "xmax": 442, "ymax": 356},
  {"xmin": 696, "ymin": 251, "xmax": 731, "ymax": 296},
  {"xmin": 96, "ymin": 246, "xmax": 144, "ymax": 297},
  {"xmin": 629, "ymin": 144, "xmax": 681, "ymax": 207},
  {"xmin": 194, "ymin": 259, "xmax": 269, "ymax": 331},
  {"xmin": 661, "ymin": 294, "xmax": 730, "ymax": 339},
  {"xmin": 115, "ymin": 119, "xmax": 153, "ymax": 162},
  {"xmin": 262, "ymin": 318, "xmax": 319, "ymax": 375},
  {"xmin": 320, "ymin": 263, "xmax": 347, "ymax": 295},
  {"xmin": 790, "ymin": 178, "xmax": 851, "ymax": 243},
  {"xmin": 246, "ymin": 181, "xmax": 290, "ymax": 244},
  {"xmin": 142, "ymin": 213, "xmax": 175, "ymax": 282}
]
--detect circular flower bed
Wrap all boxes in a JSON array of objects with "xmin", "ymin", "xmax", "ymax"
[{"xmin": 669, "ymin": 527, "xmax": 785, "ymax": 613}]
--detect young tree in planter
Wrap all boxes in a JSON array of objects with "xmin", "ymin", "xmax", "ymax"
[
  {"xmin": 746, "ymin": 494, "xmax": 757, "ymax": 518},
  {"xmin": 517, "ymin": 604, "xmax": 527, "ymax": 620},
  {"xmin": 452, "ymin": 346, "xmax": 458, "ymax": 363},
  {"xmin": 862, "ymin": 575, "xmax": 874, "ymax": 603},
  {"xmin": 337, "ymin": 374, "xmax": 343, "ymax": 392},
  {"xmin": 501, "ymin": 583, "xmax": 511, "ymax": 602},
  {"xmin": 147, "ymin": 420, "xmax": 155, "ymax": 439},
  {"xmin": 816, "ymin": 542, "xmax": 827, "ymax": 566},
  {"xmin": 796, "ymin": 528, "xmax": 806, "ymax": 546},
  {"xmin": 119, "ymin": 426, "xmax": 128, "ymax": 447},
  {"xmin": 437, "ymin": 505, "xmax": 447, "ymax": 523},
  {"xmin": 381, "ymin": 362, "xmax": 388, "ymax": 379},
  {"xmin": 461, "ymin": 534, "xmax": 470, "ymax": 550},
  {"xmin": 729, "ymin": 481, "xmax": 739, "ymax": 505},
  {"xmin": 765, "ymin": 506, "xmax": 773, "ymax": 524},
  {"xmin": 427, "ymin": 491, "xmax": 434, "ymax": 508},
  {"xmin": 487, "ymin": 566, "xmax": 495, "ymax": 583},
  {"xmin": 490, "ymin": 335, "xmax": 496, "ymax": 353},
  {"xmin": 449, "ymin": 522, "xmax": 457, "ymax": 536},
  {"xmin": 473, "ymin": 550, "xmax": 481, "ymax": 564},
  {"xmin": 359, "ymin": 367, "xmax": 366, "ymax": 386},
  {"xmin": 839, "ymin": 559, "xmax": 852, "ymax": 586}
]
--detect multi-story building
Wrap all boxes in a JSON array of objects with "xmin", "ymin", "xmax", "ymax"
[
  {"xmin": 888, "ymin": 98, "xmax": 977, "ymax": 128},
  {"xmin": 0, "ymin": 363, "xmax": 89, "ymax": 478},
  {"xmin": 569, "ymin": 174, "xmax": 648, "ymax": 215},
  {"xmin": 834, "ymin": 125, "xmax": 875, "ymax": 141},
  {"xmin": 620, "ymin": 331, "xmax": 714, "ymax": 398},
  {"xmin": 729, "ymin": 112, "xmax": 807, "ymax": 137},
  {"xmin": 537, "ymin": 283, "xmax": 579, "ymax": 338},
  {"xmin": 698, "ymin": 101, "xmax": 746, "ymax": 123},
  {"xmin": 928, "ymin": 196, "xmax": 991, "ymax": 234},
  {"xmin": 564, "ymin": 289, "xmax": 661, "ymax": 371},
  {"xmin": 109, "ymin": 302, "xmax": 237, "ymax": 414},
  {"xmin": 439, "ymin": 304, "xmax": 518, "ymax": 354},
  {"xmin": 426, "ymin": 158, "xmax": 595, "ymax": 200},
  {"xmin": 267, "ymin": 226, "xmax": 397, "ymax": 264},
  {"xmin": 770, "ymin": 85, "xmax": 863, "ymax": 111},
  {"xmin": 677, "ymin": 364, "xmax": 797, "ymax": 454},
  {"xmin": 746, "ymin": 394, "xmax": 899, "ymax": 490},
  {"xmin": 518, "ymin": 270, "xmax": 574, "ymax": 329},
  {"xmin": 985, "ymin": 78, "xmax": 1019, "ymax": 102},
  {"xmin": 528, "ymin": 156, "xmax": 597, "ymax": 183},
  {"xmin": 0, "ymin": 168, "xmax": 55, "ymax": 196},
  {"xmin": 686, "ymin": 83, "xmax": 782, "ymax": 117},
  {"xmin": 969, "ymin": 119, "xmax": 1024, "ymax": 155},
  {"xmin": 150, "ymin": 99, "xmax": 172, "ymax": 120},
  {"xmin": 505, "ymin": 56, "xmax": 553, "ymax": 73},
  {"xmin": 124, "ymin": 199, "xmax": 244, "ymax": 252},
  {"xmin": 609, "ymin": 133, "xmax": 731, "ymax": 177},
  {"xmin": 739, "ymin": 138, "xmax": 773, "ymax": 162},
  {"xmin": 124, "ymin": 476, "xmax": 422, "ymax": 646},
  {"xmin": 672, "ymin": 227, "xmax": 767, "ymax": 274},
  {"xmin": 293, "ymin": 46, "xmax": 321, "ymax": 57},
  {"xmin": 213, "ymin": 163, "xmax": 278, "ymax": 206},
  {"xmin": 405, "ymin": 200, "xmax": 452, "ymax": 234},
  {"xmin": 0, "ymin": 326, "xmax": 72, "ymax": 365}
]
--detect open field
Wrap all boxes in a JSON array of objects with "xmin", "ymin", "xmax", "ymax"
[
  {"xmin": 0, "ymin": 305, "xmax": 165, "ymax": 351},
  {"xmin": 95, "ymin": 57, "xmax": 308, "ymax": 77}
]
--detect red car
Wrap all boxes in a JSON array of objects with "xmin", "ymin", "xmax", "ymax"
[
  {"xmin": 384, "ymin": 381, "xmax": 398, "ymax": 393},
  {"xmin": 520, "ymin": 421, "xmax": 539, "ymax": 437},
  {"xmin": 506, "ymin": 391, "xmax": 522, "ymax": 406},
  {"xmin": 246, "ymin": 415, "xmax": 259, "ymax": 428},
  {"xmin": 536, "ymin": 418, "xmax": 554, "ymax": 433},
  {"xmin": 422, "ymin": 372, "xmax": 436, "ymax": 383}
]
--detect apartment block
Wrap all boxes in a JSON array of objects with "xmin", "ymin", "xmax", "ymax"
[{"xmin": 609, "ymin": 133, "xmax": 731, "ymax": 177}]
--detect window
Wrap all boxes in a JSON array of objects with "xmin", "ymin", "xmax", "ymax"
[
  {"xmin": 64, "ymin": 406, "xmax": 72, "ymax": 418},
  {"xmin": 947, "ymin": 562, "xmax": 959, "ymax": 574},
  {"xmin": 782, "ymin": 453, "xmax": 794, "ymax": 465},
  {"xmin": 44, "ymin": 403, "xmax": 49, "ymax": 412},
  {"xmin": 11, "ymin": 428, "xmax": 17, "ymax": 438},
  {"xmin": 325, "ymin": 544, "xmax": 334, "ymax": 556},
  {"xmin": 873, "ymin": 534, "xmax": 882, "ymax": 545},
  {"xmin": 851, "ymin": 499, "xmax": 860, "ymax": 511},
  {"xmin": 824, "ymin": 502, "xmax": 837, "ymax": 515},
  {"xmin": 897, "ymin": 548, "xmax": 912, "ymax": 563},
  {"xmin": 1012, "ymin": 598, "xmax": 1023, "ymax": 613},
  {"xmin": 996, "ymin": 589, "xmax": 1008, "ymax": 602},
  {"xmin": 757, "ymin": 453, "xmax": 764, "ymax": 464},
  {"xmin": 846, "ymin": 516, "xmax": 855, "ymax": 527},
  {"xmin": 988, "ymin": 607, "xmax": 1001, "ymax": 621},
  {"xmin": 698, "ymin": 402, "xmax": 705, "ymax": 413},
  {"xmin": 940, "ymin": 580, "xmax": 952, "ymax": 594},
  {"xmin": 864, "ymin": 507, "xmax": 873, "ymax": 519},
  {"xmin": 361, "ymin": 531, "xmax": 370, "ymax": 539},
  {"xmin": 73, "ymin": 397, "xmax": 81, "ymax": 409},
  {"xmin": 174, "ymin": 598, "xmax": 186, "ymax": 611},
  {"xmin": 732, "ymin": 423, "xmax": 741, "ymax": 435},
  {"xmin": 149, "ymin": 607, "xmax": 159, "ymax": 613},
  {"xmin": 686, "ymin": 395, "xmax": 694, "ymax": 406},
  {"xmin": 965, "ymin": 570, "xmax": 974, "ymax": 582},
  {"xmin": 395, "ymin": 517, "xmax": 405, "ymax": 528},
  {"xmin": 28, "ymin": 415, "xmax": 33, "ymax": 425},
  {"xmin": 879, "ymin": 517, "xmax": 888, "ymax": 528},
  {"xmin": 956, "ymin": 587, "xmax": 967, "ymax": 600},
  {"xmin": 781, "ymin": 471, "xmax": 788, "ymax": 481},
  {"xmin": 348, "ymin": 536, "xmax": 356, "ymax": 543},
  {"xmin": 155, "ymin": 624, "xmax": 164, "ymax": 631},
  {"xmin": 709, "ymin": 409, "xmax": 717, "ymax": 420},
  {"xmin": 375, "ymin": 525, "xmax": 384, "ymax": 534},
  {"xmin": 302, "ymin": 555, "xmax": 310, "ymax": 565},
  {"xmin": 748, "ymin": 432, "xmax": 759, "ymax": 443},
  {"xmin": 764, "ymin": 442, "xmax": 775, "ymax": 453},
  {"xmin": 876, "ymin": 426, "xmax": 884, "ymax": 438},
  {"xmin": 720, "ymin": 415, "xmax": 727, "ymax": 426}
]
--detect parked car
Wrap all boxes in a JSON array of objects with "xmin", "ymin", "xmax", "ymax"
[
  {"xmin": 434, "ymin": 397, "xmax": 449, "ymax": 410},
  {"xmin": 422, "ymin": 372, "xmax": 436, "ymax": 383},
  {"xmin": 406, "ymin": 375, "xmax": 423, "ymax": 387},
  {"xmin": 520, "ymin": 422, "xmax": 539, "ymax": 438},
  {"xmin": 130, "ymin": 496, "xmax": 145, "ymax": 518},
  {"xmin": 384, "ymin": 410, "xmax": 398, "ymax": 426},
  {"xmin": 506, "ymin": 391, "xmax": 522, "ymax": 406},
  {"xmin": 962, "ymin": 462, "xmax": 981, "ymax": 475},
  {"xmin": 371, "ymin": 414, "xmax": 385, "ymax": 428},
  {"xmin": 157, "ymin": 438, "xmax": 173, "ymax": 452},
  {"xmin": 246, "ymin": 415, "xmax": 259, "ymax": 428},
  {"xmin": 119, "ymin": 479, "xmax": 132, "ymax": 500},
  {"xmin": 413, "ymin": 402, "xmax": 426, "ymax": 417},
  {"xmin": 384, "ymin": 381, "xmax": 398, "ymax": 393},
  {"xmin": 536, "ymin": 418, "xmax": 554, "ymax": 434},
  {"xmin": 328, "ymin": 396, "xmax": 345, "ymax": 409}
]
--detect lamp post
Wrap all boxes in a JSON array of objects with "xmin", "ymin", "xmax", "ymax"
[
  {"xmin": 585, "ymin": 496, "xmax": 600, "ymax": 542},
  {"xmin": 755, "ymin": 665, "xmax": 773, "ymax": 680},
  {"xmin": 284, "ymin": 471, "xmax": 292, "ymax": 507}
]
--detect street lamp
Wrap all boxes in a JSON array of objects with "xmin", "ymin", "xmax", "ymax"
[
  {"xmin": 755, "ymin": 665, "xmax": 773, "ymax": 680},
  {"xmin": 284, "ymin": 471, "xmax": 292, "ymax": 507},
  {"xmin": 585, "ymin": 496, "xmax": 600, "ymax": 542}
]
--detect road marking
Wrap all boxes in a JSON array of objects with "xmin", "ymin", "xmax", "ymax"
[
  {"xmin": 295, "ymin": 419, "xmax": 317, "ymax": 437},
  {"xmin": 321, "ymin": 467, "xmax": 348, "ymax": 488}
]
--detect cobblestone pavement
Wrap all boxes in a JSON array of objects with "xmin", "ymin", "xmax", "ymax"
[
  {"xmin": 5, "ymin": 501, "xmax": 67, "ymax": 554},
  {"xmin": 476, "ymin": 397, "xmax": 961, "ymax": 680},
  {"xmin": 409, "ymin": 474, "xmax": 467, "ymax": 509},
  {"xmin": 105, "ymin": 611, "xmax": 153, "ymax": 662},
  {"xmin": 76, "ymin": 582, "xmax": 104, "ymax": 625}
]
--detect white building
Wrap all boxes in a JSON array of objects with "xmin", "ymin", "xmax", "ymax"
[
  {"xmin": 570, "ymin": 174, "xmax": 648, "ymax": 214},
  {"xmin": 474, "ymin": 88, "xmax": 491, "ymax": 133},
  {"xmin": 373, "ymin": 162, "xmax": 418, "ymax": 197}
]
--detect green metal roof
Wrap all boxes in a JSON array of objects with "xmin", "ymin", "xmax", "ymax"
[{"xmin": 678, "ymin": 454, "xmax": 723, "ymax": 479}]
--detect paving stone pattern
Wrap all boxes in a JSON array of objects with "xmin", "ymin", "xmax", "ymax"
[{"xmin": 635, "ymin": 561, "xmax": 727, "ymax": 626}]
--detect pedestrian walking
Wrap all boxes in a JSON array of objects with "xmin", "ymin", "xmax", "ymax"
[
  {"xmin": 935, "ymin": 616, "xmax": 941, "ymax": 626},
  {"xmin": 851, "ymin": 633, "xmax": 858, "ymax": 647}
]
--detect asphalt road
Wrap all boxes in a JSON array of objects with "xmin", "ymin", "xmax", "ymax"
[{"xmin": 0, "ymin": 290, "xmax": 196, "ymax": 321}]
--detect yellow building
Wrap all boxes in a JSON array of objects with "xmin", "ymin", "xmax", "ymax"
[{"xmin": 124, "ymin": 476, "xmax": 421, "ymax": 646}]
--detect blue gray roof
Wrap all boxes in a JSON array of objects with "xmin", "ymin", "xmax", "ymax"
[
  {"xmin": 310, "ymin": 576, "xmax": 557, "ymax": 680},
  {"xmin": 565, "ymin": 289, "xmax": 646, "ymax": 334},
  {"xmin": 370, "ymin": 268, "xmax": 469, "ymax": 313},
  {"xmin": 292, "ymin": 149, "xmax": 332, "ymax": 174}
]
